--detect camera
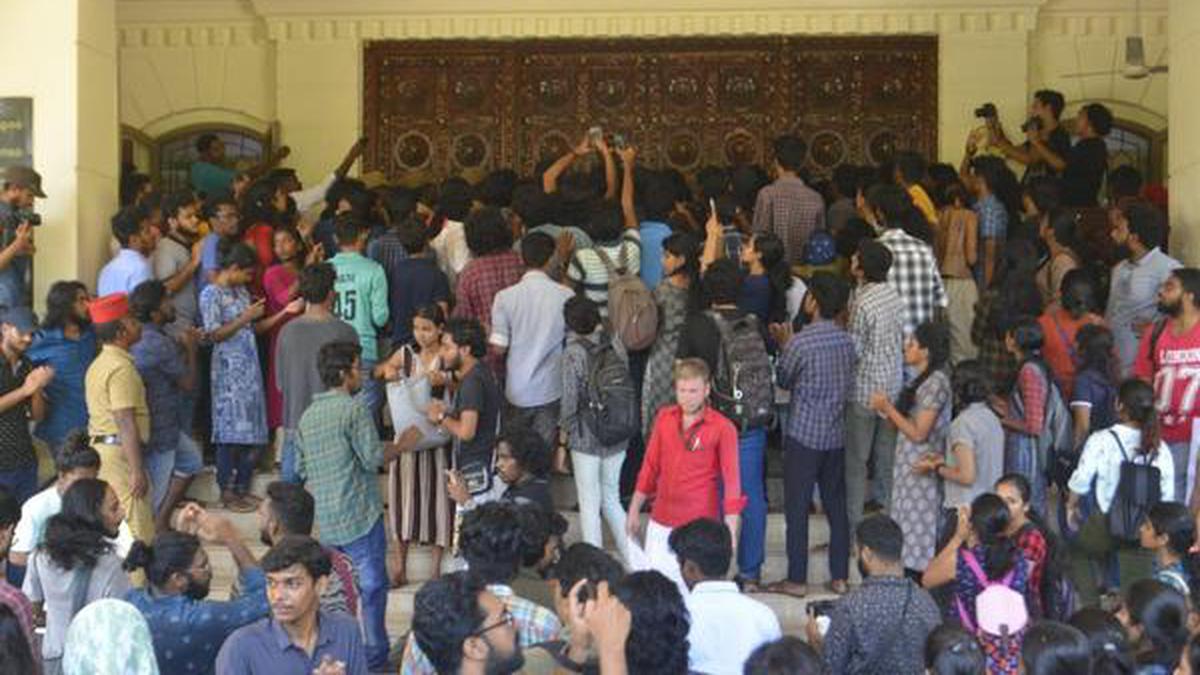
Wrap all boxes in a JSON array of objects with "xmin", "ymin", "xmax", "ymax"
[
  {"xmin": 1, "ymin": 208, "xmax": 39, "ymax": 228},
  {"xmin": 1020, "ymin": 116, "xmax": 1043, "ymax": 133},
  {"xmin": 974, "ymin": 102, "xmax": 998, "ymax": 120}
]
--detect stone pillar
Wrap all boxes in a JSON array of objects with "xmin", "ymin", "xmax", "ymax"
[
  {"xmin": 0, "ymin": 0, "xmax": 118, "ymax": 309},
  {"xmin": 1170, "ymin": 0, "xmax": 1200, "ymax": 265}
]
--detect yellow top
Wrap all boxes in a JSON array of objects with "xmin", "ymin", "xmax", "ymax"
[
  {"xmin": 85, "ymin": 344, "xmax": 150, "ymax": 441},
  {"xmin": 908, "ymin": 184, "xmax": 938, "ymax": 225}
]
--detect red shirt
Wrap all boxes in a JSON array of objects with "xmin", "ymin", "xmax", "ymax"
[
  {"xmin": 1037, "ymin": 308, "xmax": 1104, "ymax": 398},
  {"xmin": 636, "ymin": 404, "xmax": 745, "ymax": 527},
  {"xmin": 1134, "ymin": 318, "xmax": 1200, "ymax": 444}
]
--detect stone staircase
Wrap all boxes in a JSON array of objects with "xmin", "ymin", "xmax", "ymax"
[{"xmin": 185, "ymin": 462, "xmax": 851, "ymax": 639}]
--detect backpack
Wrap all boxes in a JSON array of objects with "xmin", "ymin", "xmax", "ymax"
[
  {"xmin": 956, "ymin": 549, "xmax": 1029, "ymax": 675},
  {"xmin": 1106, "ymin": 428, "xmax": 1162, "ymax": 544},
  {"xmin": 593, "ymin": 244, "xmax": 658, "ymax": 351},
  {"xmin": 1025, "ymin": 361, "xmax": 1073, "ymax": 488},
  {"xmin": 579, "ymin": 337, "xmax": 639, "ymax": 446},
  {"xmin": 708, "ymin": 311, "xmax": 774, "ymax": 430}
]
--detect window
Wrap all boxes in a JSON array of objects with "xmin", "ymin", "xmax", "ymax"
[
  {"xmin": 155, "ymin": 125, "xmax": 268, "ymax": 194},
  {"xmin": 1102, "ymin": 120, "xmax": 1166, "ymax": 185}
]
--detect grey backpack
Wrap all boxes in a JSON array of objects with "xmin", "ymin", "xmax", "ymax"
[
  {"xmin": 708, "ymin": 311, "xmax": 774, "ymax": 430},
  {"xmin": 593, "ymin": 244, "xmax": 658, "ymax": 351},
  {"xmin": 580, "ymin": 336, "xmax": 638, "ymax": 446}
]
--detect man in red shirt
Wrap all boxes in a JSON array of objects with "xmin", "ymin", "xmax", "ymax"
[
  {"xmin": 626, "ymin": 358, "xmax": 744, "ymax": 591},
  {"xmin": 1134, "ymin": 268, "xmax": 1200, "ymax": 504}
]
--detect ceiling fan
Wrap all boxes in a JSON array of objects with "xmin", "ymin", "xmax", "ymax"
[{"xmin": 1060, "ymin": 1, "xmax": 1167, "ymax": 80}]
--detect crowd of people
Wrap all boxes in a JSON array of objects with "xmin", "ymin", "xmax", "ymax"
[{"xmin": 0, "ymin": 88, "xmax": 1194, "ymax": 674}]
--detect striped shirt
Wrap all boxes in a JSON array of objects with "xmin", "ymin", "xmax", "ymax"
[
  {"xmin": 296, "ymin": 390, "xmax": 384, "ymax": 546},
  {"xmin": 567, "ymin": 230, "xmax": 641, "ymax": 316}
]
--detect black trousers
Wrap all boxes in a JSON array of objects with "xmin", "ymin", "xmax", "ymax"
[{"xmin": 783, "ymin": 438, "xmax": 850, "ymax": 583}]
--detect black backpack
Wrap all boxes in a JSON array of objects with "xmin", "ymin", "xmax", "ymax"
[
  {"xmin": 580, "ymin": 337, "xmax": 638, "ymax": 446},
  {"xmin": 1106, "ymin": 429, "xmax": 1162, "ymax": 544},
  {"xmin": 708, "ymin": 311, "xmax": 774, "ymax": 431}
]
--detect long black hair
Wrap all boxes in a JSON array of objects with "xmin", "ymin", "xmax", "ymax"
[
  {"xmin": 1075, "ymin": 324, "xmax": 1118, "ymax": 387},
  {"xmin": 969, "ymin": 493, "xmax": 1019, "ymax": 580},
  {"xmin": 661, "ymin": 232, "xmax": 702, "ymax": 312},
  {"xmin": 42, "ymin": 280, "xmax": 88, "ymax": 332},
  {"xmin": 751, "ymin": 231, "xmax": 793, "ymax": 322},
  {"xmin": 897, "ymin": 321, "xmax": 950, "ymax": 414},
  {"xmin": 42, "ymin": 478, "xmax": 116, "ymax": 571},
  {"xmin": 1118, "ymin": 379, "xmax": 1161, "ymax": 456}
]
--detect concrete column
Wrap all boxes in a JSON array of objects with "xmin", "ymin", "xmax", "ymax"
[
  {"xmin": 0, "ymin": 0, "xmax": 118, "ymax": 309},
  {"xmin": 1170, "ymin": 0, "xmax": 1200, "ymax": 265}
]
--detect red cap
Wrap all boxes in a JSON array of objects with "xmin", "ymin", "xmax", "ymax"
[{"xmin": 89, "ymin": 293, "xmax": 129, "ymax": 324}]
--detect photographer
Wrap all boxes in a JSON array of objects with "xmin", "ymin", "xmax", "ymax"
[
  {"xmin": 988, "ymin": 90, "xmax": 1072, "ymax": 183},
  {"xmin": 0, "ymin": 166, "xmax": 42, "ymax": 309}
]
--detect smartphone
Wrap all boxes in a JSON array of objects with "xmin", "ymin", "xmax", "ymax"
[
  {"xmin": 587, "ymin": 126, "xmax": 604, "ymax": 143},
  {"xmin": 612, "ymin": 133, "xmax": 627, "ymax": 150}
]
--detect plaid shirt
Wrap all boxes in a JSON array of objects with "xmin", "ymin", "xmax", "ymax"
[
  {"xmin": 848, "ymin": 282, "xmax": 905, "ymax": 408},
  {"xmin": 367, "ymin": 228, "xmax": 408, "ymax": 284},
  {"xmin": 401, "ymin": 583, "xmax": 562, "ymax": 674},
  {"xmin": 752, "ymin": 175, "xmax": 825, "ymax": 265},
  {"xmin": 452, "ymin": 250, "xmax": 524, "ymax": 330},
  {"xmin": 296, "ymin": 390, "xmax": 384, "ymax": 546},
  {"xmin": 777, "ymin": 320, "xmax": 856, "ymax": 450},
  {"xmin": 878, "ymin": 228, "xmax": 947, "ymax": 334}
]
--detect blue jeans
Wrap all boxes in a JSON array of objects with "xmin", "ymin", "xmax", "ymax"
[
  {"xmin": 0, "ymin": 464, "xmax": 38, "ymax": 505},
  {"xmin": 334, "ymin": 517, "xmax": 389, "ymax": 668},
  {"xmin": 737, "ymin": 428, "xmax": 767, "ymax": 580},
  {"xmin": 280, "ymin": 428, "xmax": 302, "ymax": 485},
  {"xmin": 1168, "ymin": 441, "xmax": 1191, "ymax": 503},
  {"xmin": 355, "ymin": 358, "xmax": 381, "ymax": 428},
  {"xmin": 145, "ymin": 432, "xmax": 205, "ymax": 511},
  {"xmin": 215, "ymin": 443, "xmax": 257, "ymax": 494}
]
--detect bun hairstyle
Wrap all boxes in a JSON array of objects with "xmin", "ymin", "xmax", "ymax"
[
  {"xmin": 1118, "ymin": 379, "xmax": 1161, "ymax": 456},
  {"xmin": 123, "ymin": 532, "xmax": 202, "ymax": 588}
]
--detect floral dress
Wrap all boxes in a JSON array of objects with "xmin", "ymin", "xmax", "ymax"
[
  {"xmin": 640, "ymin": 283, "xmax": 690, "ymax": 438},
  {"xmin": 200, "ymin": 283, "xmax": 268, "ymax": 445},
  {"xmin": 891, "ymin": 369, "xmax": 952, "ymax": 571}
]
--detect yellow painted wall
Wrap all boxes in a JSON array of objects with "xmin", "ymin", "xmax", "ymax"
[
  {"xmin": 1168, "ymin": 0, "xmax": 1200, "ymax": 264},
  {"xmin": 0, "ymin": 0, "xmax": 118, "ymax": 308}
]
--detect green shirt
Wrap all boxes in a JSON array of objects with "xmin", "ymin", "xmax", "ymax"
[
  {"xmin": 189, "ymin": 161, "xmax": 237, "ymax": 199},
  {"xmin": 296, "ymin": 389, "xmax": 383, "ymax": 546},
  {"xmin": 329, "ymin": 251, "xmax": 390, "ymax": 361}
]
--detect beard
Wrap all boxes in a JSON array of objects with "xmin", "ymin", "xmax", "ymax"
[
  {"xmin": 484, "ymin": 647, "xmax": 525, "ymax": 675},
  {"xmin": 184, "ymin": 573, "xmax": 211, "ymax": 600},
  {"xmin": 1159, "ymin": 298, "xmax": 1182, "ymax": 317}
]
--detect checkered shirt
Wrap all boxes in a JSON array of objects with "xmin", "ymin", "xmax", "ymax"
[
  {"xmin": 878, "ymin": 228, "xmax": 947, "ymax": 334},
  {"xmin": 752, "ymin": 176, "xmax": 825, "ymax": 265},
  {"xmin": 848, "ymin": 282, "xmax": 906, "ymax": 408},
  {"xmin": 777, "ymin": 320, "xmax": 857, "ymax": 450},
  {"xmin": 452, "ymin": 249, "xmax": 524, "ymax": 329}
]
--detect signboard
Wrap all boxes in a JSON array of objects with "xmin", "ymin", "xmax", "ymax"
[{"xmin": 0, "ymin": 98, "xmax": 32, "ymax": 168}]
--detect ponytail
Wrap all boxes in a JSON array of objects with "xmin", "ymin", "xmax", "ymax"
[
  {"xmin": 1118, "ymin": 379, "xmax": 1161, "ymax": 456},
  {"xmin": 123, "ymin": 532, "xmax": 201, "ymax": 589}
]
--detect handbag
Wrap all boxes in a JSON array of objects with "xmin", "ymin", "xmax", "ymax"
[{"xmin": 384, "ymin": 345, "xmax": 451, "ymax": 452}]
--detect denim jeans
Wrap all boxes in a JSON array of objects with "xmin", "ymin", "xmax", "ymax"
[
  {"xmin": 334, "ymin": 517, "xmax": 389, "ymax": 668},
  {"xmin": 215, "ymin": 443, "xmax": 257, "ymax": 493},
  {"xmin": 571, "ymin": 450, "xmax": 628, "ymax": 561},
  {"xmin": 737, "ymin": 428, "xmax": 767, "ymax": 580},
  {"xmin": 144, "ymin": 432, "xmax": 205, "ymax": 510},
  {"xmin": 783, "ymin": 438, "xmax": 849, "ymax": 583},
  {"xmin": 0, "ymin": 463, "xmax": 37, "ymax": 504},
  {"xmin": 355, "ymin": 358, "xmax": 382, "ymax": 428},
  {"xmin": 1168, "ymin": 441, "xmax": 1191, "ymax": 503},
  {"xmin": 279, "ymin": 428, "xmax": 302, "ymax": 485}
]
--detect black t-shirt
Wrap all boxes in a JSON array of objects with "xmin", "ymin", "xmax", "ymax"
[
  {"xmin": 452, "ymin": 362, "xmax": 501, "ymax": 466},
  {"xmin": 1061, "ymin": 137, "xmax": 1109, "ymax": 207},
  {"xmin": 1021, "ymin": 126, "xmax": 1071, "ymax": 182}
]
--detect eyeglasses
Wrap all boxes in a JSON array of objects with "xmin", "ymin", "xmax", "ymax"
[{"xmin": 472, "ymin": 609, "xmax": 513, "ymax": 637}]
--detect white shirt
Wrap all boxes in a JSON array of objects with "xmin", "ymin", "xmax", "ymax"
[
  {"xmin": 97, "ymin": 248, "xmax": 154, "ymax": 296},
  {"xmin": 686, "ymin": 580, "xmax": 781, "ymax": 675},
  {"xmin": 1068, "ymin": 423, "xmax": 1175, "ymax": 513},
  {"xmin": 11, "ymin": 485, "xmax": 135, "ymax": 558},
  {"xmin": 430, "ymin": 219, "xmax": 470, "ymax": 289},
  {"xmin": 290, "ymin": 172, "xmax": 336, "ymax": 214},
  {"xmin": 490, "ymin": 270, "xmax": 574, "ymax": 407},
  {"xmin": 1105, "ymin": 247, "xmax": 1182, "ymax": 375}
]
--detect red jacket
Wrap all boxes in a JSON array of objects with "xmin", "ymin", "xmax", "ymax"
[{"xmin": 636, "ymin": 404, "xmax": 745, "ymax": 528}]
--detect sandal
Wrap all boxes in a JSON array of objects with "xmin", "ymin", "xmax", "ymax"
[
  {"xmin": 764, "ymin": 580, "xmax": 809, "ymax": 598},
  {"xmin": 826, "ymin": 580, "xmax": 849, "ymax": 595}
]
